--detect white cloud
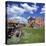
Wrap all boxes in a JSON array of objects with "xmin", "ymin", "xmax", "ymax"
[
  {"xmin": 40, "ymin": 7, "xmax": 45, "ymax": 14},
  {"xmin": 21, "ymin": 3, "xmax": 34, "ymax": 11},
  {"xmin": 41, "ymin": 8, "xmax": 45, "ymax": 11},
  {"xmin": 7, "ymin": 5, "xmax": 26, "ymax": 17},
  {"xmin": 8, "ymin": 16, "xmax": 28, "ymax": 24},
  {"xmin": 20, "ymin": 3, "xmax": 38, "ymax": 14},
  {"xmin": 7, "ymin": 3, "xmax": 38, "ymax": 18},
  {"xmin": 31, "ymin": 3, "xmax": 39, "ymax": 11}
]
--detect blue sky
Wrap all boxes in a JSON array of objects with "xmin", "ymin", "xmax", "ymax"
[{"xmin": 6, "ymin": 1, "xmax": 45, "ymax": 19}]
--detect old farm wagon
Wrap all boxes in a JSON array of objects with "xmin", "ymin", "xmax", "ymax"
[{"xmin": 7, "ymin": 16, "xmax": 28, "ymax": 40}]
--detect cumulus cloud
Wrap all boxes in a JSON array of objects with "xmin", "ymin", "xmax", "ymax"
[
  {"xmin": 7, "ymin": 3, "xmax": 38, "ymax": 18},
  {"xmin": 40, "ymin": 7, "xmax": 45, "ymax": 14},
  {"xmin": 7, "ymin": 5, "xmax": 26, "ymax": 17},
  {"xmin": 31, "ymin": 3, "xmax": 39, "ymax": 11},
  {"xmin": 20, "ymin": 3, "xmax": 38, "ymax": 14},
  {"xmin": 8, "ymin": 16, "xmax": 28, "ymax": 24}
]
